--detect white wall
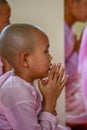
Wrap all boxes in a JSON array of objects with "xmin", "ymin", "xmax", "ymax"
[{"xmin": 7, "ymin": 0, "xmax": 65, "ymax": 124}]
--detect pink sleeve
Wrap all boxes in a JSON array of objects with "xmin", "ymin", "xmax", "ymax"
[
  {"xmin": 3, "ymin": 103, "xmax": 71, "ymax": 130},
  {"xmin": 39, "ymin": 112, "xmax": 71, "ymax": 130}
]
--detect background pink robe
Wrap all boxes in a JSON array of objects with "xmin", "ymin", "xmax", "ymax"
[
  {"xmin": 78, "ymin": 28, "xmax": 87, "ymax": 110},
  {"xmin": 65, "ymin": 22, "xmax": 87, "ymax": 124}
]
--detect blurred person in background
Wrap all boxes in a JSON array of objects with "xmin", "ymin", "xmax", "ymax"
[
  {"xmin": 0, "ymin": 0, "xmax": 12, "ymax": 75},
  {"xmin": 64, "ymin": 0, "xmax": 87, "ymax": 129}
]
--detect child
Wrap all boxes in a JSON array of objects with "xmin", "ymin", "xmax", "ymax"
[
  {"xmin": 64, "ymin": 0, "xmax": 87, "ymax": 127},
  {"xmin": 0, "ymin": 24, "xmax": 71, "ymax": 130},
  {"xmin": 0, "ymin": 0, "xmax": 12, "ymax": 75}
]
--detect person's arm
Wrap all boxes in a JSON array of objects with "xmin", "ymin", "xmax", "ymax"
[
  {"xmin": 38, "ymin": 64, "xmax": 68, "ymax": 115},
  {"xmin": 38, "ymin": 64, "xmax": 70, "ymax": 130}
]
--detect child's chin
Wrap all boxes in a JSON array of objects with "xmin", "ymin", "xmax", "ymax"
[{"xmin": 39, "ymin": 73, "xmax": 48, "ymax": 79}]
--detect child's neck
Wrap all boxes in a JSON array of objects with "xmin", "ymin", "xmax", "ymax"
[{"xmin": 12, "ymin": 69, "xmax": 34, "ymax": 83}]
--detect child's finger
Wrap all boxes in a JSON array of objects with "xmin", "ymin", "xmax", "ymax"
[
  {"xmin": 60, "ymin": 75, "xmax": 68, "ymax": 87},
  {"xmin": 56, "ymin": 75, "xmax": 68, "ymax": 97},
  {"xmin": 53, "ymin": 63, "xmax": 62, "ymax": 81},
  {"xmin": 48, "ymin": 64, "xmax": 56, "ymax": 80},
  {"xmin": 57, "ymin": 67, "xmax": 65, "ymax": 84},
  {"xmin": 49, "ymin": 63, "xmax": 61, "ymax": 81}
]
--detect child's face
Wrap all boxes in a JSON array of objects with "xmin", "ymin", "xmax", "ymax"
[
  {"xmin": 71, "ymin": 0, "xmax": 87, "ymax": 22},
  {"xmin": 28, "ymin": 34, "xmax": 52, "ymax": 80},
  {"xmin": 0, "ymin": 4, "xmax": 11, "ymax": 32}
]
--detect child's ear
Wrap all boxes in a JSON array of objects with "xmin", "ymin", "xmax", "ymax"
[{"xmin": 19, "ymin": 52, "xmax": 30, "ymax": 67}]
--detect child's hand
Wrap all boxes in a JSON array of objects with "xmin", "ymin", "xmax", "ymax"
[{"xmin": 38, "ymin": 63, "xmax": 68, "ymax": 114}]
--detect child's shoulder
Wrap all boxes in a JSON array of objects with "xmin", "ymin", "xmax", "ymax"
[{"xmin": 0, "ymin": 74, "xmax": 35, "ymax": 108}]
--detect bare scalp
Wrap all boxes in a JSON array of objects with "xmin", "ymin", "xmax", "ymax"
[{"xmin": 0, "ymin": 23, "xmax": 48, "ymax": 67}]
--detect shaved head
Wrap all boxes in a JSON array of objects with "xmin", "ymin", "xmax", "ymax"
[{"xmin": 0, "ymin": 23, "xmax": 48, "ymax": 67}]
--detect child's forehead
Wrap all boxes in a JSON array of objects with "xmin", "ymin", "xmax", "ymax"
[
  {"xmin": 33, "ymin": 30, "xmax": 49, "ymax": 44},
  {"xmin": 36, "ymin": 39, "xmax": 49, "ymax": 49}
]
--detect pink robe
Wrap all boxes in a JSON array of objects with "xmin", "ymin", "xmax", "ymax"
[
  {"xmin": 78, "ymin": 28, "xmax": 87, "ymax": 110},
  {"xmin": 0, "ymin": 71, "xmax": 71, "ymax": 130},
  {"xmin": 65, "ymin": 22, "xmax": 87, "ymax": 124}
]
